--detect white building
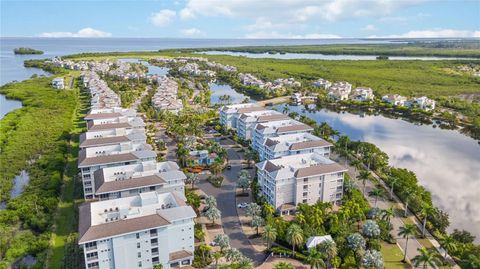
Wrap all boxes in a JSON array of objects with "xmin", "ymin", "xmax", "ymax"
[
  {"xmin": 406, "ymin": 96, "xmax": 436, "ymax": 111},
  {"xmin": 312, "ymin": 78, "xmax": 332, "ymax": 89},
  {"xmin": 52, "ymin": 77, "xmax": 65, "ymax": 89},
  {"xmin": 80, "ymin": 132, "xmax": 147, "ymax": 149},
  {"xmin": 152, "ymin": 76, "xmax": 183, "ymax": 114},
  {"xmin": 251, "ymin": 119, "xmax": 314, "ymax": 151},
  {"xmin": 78, "ymin": 143, "xmax": 156, "ymax": 199},
  {"xmin": 350, "ymin": 87, "xmax": 374, "ymax": 102},
  {"xmin": 79, "ymin": 191, "xmax": 196, "ymax": 269},
  {"xmin": 219, "ymin": 103, "xmax": 264, "ymax": 129},
  {"xmin": 327, "ymin": 81, "xmax": 352, "ymax": 101},
  {"xmin": 256, "ymin": 152, "xmax": 347, "ymax": 215},
  {"xmin": 382, "ymin": 94, "xmax": 407, "ymax": 106},
  {"xmin": 93, "ymin": 160, "xmax": 186, "ymax": 200},
  {"xmin": 237, "ymin": 110, "xmax": 289, "ymax": 140},
  {"xmin": 257, "ymin": 132, "xmax": 332, "ymax": 161}
]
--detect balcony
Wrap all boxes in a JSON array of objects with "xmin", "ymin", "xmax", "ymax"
[
  {"xmin": 85, "ymin": 246, "xmax": 97, "ymax": 252},
  {"xmin": 87, "ymin": 255, "xmax": 99, "ymax": 262},
  {"xmin": 151, "ymin": 241, "xmax": 158, "ymax": 247}
]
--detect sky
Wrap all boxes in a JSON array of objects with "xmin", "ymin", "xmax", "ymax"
[{"xmin": 1, "ymin": 0, "xmax": 479, "ymax": 39}]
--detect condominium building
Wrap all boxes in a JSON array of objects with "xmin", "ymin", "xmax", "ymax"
[
  {"xmin": 251, "ymin": 119, "xmax": 314, "ymax": 151},
  {"xmin": 93, "ymin": 160, "xmax": 186, "ymax": 200},
  {"xmin": 78, "ymin": 143, "xmax": 156, "ymax": 199},
  {"xmin": 350, "ymin": 87, "xmax": 374, "ymax": 102},
  {"xmin": 80, "ymin": 133, "xmax": 147, "ymax": 149},
  {"xmin": 79, "ymin": 191, "xmax": 196, "ymax": 269},
  {"xmin": 237, "ymin": 110, "xmax": 289, "ymax": 140},
  {"xmin": 257, "ymin": 132, "xmax": 332, "ymax": 161},
  {"xmin": 327, "ymin": 81, "xmax": 352, "ymax": 101},
  {"xmin": 256, "ymin": 152, "xmax": 347, "ymax": 215},
  {"xmin": 219, "ymin": 103, "xmax": 264, "ymax": 129}
]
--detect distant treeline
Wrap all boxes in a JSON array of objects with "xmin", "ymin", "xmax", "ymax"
[{"xmin": 13, "ymin": 47, "xmax": 44, "ymax": 55}]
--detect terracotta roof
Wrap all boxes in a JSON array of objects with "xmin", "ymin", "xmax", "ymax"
[
  {"xmin": 80, "ymin": 135, "xmax": 130, "ymax": 148},
  {"xmin": 169, "ymin": 250, "xmax": 193, "ymax": 261},
  {"xmin": 294, "ymin": 163, "xmax": 346, "ymax": 178},
  {"xmin": 257, "ymin": 114, "xmax": 290, "ymax": 122},
  {"xmin": 78, "ymin": 151, "xmax": 138, "ymax": 167},
  {"xmin": 277, "ymin": 124, "xmax": 312, "ymax": 133},
  {"xmin": 95, "ymin": 173, "xmax": 166, "ymax": 194},
  {"xmin": 87, "ymin": 122, "xmax": 131, "ymax": 131},
  {"xmin": 78, "ymin": 203, "xmax": 170, "ymax": 243},
  {"xmin": 237, "ymin": 107, "xmax": 264, "ymax": 113},
  {"xmin": 264, "ymin": 161, "xmax": 280, "ymax": 172},
  {"xmin": 264, "ymin": 138, "xmax": 279, "ymax": 147},
  {"xmin": 289, "ymin": 140, "xmax": 332, "ymax": 150},
  {"xmin": 84, "ymin": 112, "xmax": 122, "ymax": 120}
]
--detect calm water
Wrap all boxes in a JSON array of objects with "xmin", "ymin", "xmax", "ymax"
[
  {"xmin": 274, "ymin": 104, "xmax": 480, "ymax": 238},
  {"xmin": 0, "ymin": 37, "xmax": 392, "ymax": 85},
  {"xmin": 0, "ymin": 93, "xmax": 22, "ymax": 119},
  {"xmin": 200, "ymin": 50, "xmax": 478, "ymax": 61},
  {"xmin": 118, "ymin": 58, "xmax": 169, "ymax": 76},
  {"xmin": 209, "ymin": 83, "xmax": 253, "ymax": 105}
]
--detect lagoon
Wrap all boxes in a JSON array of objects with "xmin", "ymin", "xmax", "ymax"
[
  {"xmin": 199, "ymin": 50, "xmax": 478, "ymax": 61},
  {"xmin": 209, "ymin": 83, "xmax": 253, "ymax": 105},
  {"xmin": 273, "ymin": 103, "xmax": 480, "ymax": 238},
  {"xmin": 1, "ymin": 94, "xmax": 22, "ymax": 119}
]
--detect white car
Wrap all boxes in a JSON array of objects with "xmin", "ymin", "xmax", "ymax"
[
  {"xmin": 209, "ymin": 241, "xmax": 218, "ymax": 246},
  {"xmin": 237, "ymin": 202, "xmax": 248, "ymax": 208}
]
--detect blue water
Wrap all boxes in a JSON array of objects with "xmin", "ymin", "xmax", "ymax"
[
  {"xmin": 209, "ymin": 83, "xmax": 253, "ymax": 105},
  {"xmin": 200, "ymin": 50, "xmax": 478, "ymax": 61},
  {"xmin": 0, "ymin": 93, "xmax": 22, "ymax": 119},
  {"xmin": 273, "ymin": 104, "xmax": 480, "ymax": 238}
]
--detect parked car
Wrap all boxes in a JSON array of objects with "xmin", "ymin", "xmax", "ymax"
[
  {"xmin": 227, "ymin": 164, "xmax": 232, "ymax": 170},
  {"xmin": 209, "ymin": 241, "xmax": 218, "ymax": 246},
  {"xmin": 199, "ymin": 194, "xmax": 207, "ymax": 200},
  {"xmin": 237, "ymin": 202, "xmax": 248, "ymax": 208}
]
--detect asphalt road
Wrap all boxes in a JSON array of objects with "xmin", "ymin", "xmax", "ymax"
[{"xmin": 197, "ymin": 137, "xmax": 267, "ymax": 264}]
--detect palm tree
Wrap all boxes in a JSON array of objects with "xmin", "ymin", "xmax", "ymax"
[
  {"xmin": 419, "ymin": 204, "xmax": 436, "ymax": 238},
  {"xmin": 388, "ymin": 177, "xmax": 398, "ymax": 199},
  {"xmin": 318, "ymin": 240, "xmax": 337, "ymax": 269},
  {"xmin": 186, "ymin": 172, "xmax": 199, "ymax": 189},
  {"xmin": 398, "ymin": 224, "xmax": 417, "ymax": 262},
  {"xmin": 438, "ymin": 234, "xmax": 457, "ymax": 263},
  {"xmin": 402, "ymin": 188, "xmax": 417, "ymax": 217},
  {"xmin": 306, "ymin": 248, "xmax": 326, "ymax": 269},
  {"xmin": 368, "ymin": 187, "xmax": 384, "ymax": 207},
  {"xmin": 350, "ymin": 159, "xmax": 361, "ymax": 176},
  {"xmin": 460, "ymin": 254, "xmax": 480, "ymax": 269},
  {"xmin": 286, "ymin": 224, "xmax": 304, "ymax": 255},
  {"xmin": 209, "ymin": 162, "xmax": 223, "ymax": 176},
  {"xmin": 245, "ymin": 148, "xmax": 256, "ymax": 168},
  {"xmin": 357, "ymin": 170, "xmax": 370, "ymax": 195},
  {"xmin": 412, "ymin": 248, "xmax": 442, "ymax": 269},
  {"xmin": 262, "ymin": 225, "xmax": 277, "ymax": 249},
  {"xmin": 237, "ymin": 257, "xmax": 254, "ymax": 269},
  {"xmin": 212, "ymin": 251, "xmax": 223, "ymax": 268},
  {"xmin": 381, "ymin": 207, "xmax": 395, "ymax": 225}
]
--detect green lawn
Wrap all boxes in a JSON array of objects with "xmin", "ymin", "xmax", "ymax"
[
  {"xmin": 47, "ymin": 76, "xmax": 88, "ymax": 268},
  {"xmin": 381, "ymin": 242, "xmax": 410, "ymax": 269}
]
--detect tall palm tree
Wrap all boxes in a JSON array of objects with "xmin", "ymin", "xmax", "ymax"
[
  {"xmin": 419, "ymin": 204, "xmax": 436, "ymax": 238},
  {"xmin": 412, "ymin": 248, "xmax": 442, "ymax": 269},
  {"xmin": 438, "ymin": 234, "xmax": 457, "ymax": 263},
  {"xmin": 368, "ymin": 187, "xmax": 384, "ymax": 207},
  {"xmin": 381, "ymin": 207, "xmax": 395, "ymax": 225},
  {"xmin": 286, "ymin": 224, "xmax": 304, "ymax": 255},
  {"xmin": 318, "ymin": 240, "xmax": 337, "ymax": 269},
  {"xmin": 403, "ymin": 188, "xmax": 417, "ymax": 217},
  {"xmin": 237, "ymin": 257, "xmax": 254, "ymax": 269},
  {"xmin": 388, "ymin": 177, "xmax": 398, "ymax": 199},
  {"xmin": 460, "ymin": 254, "xmax": 480, "ymax": 269},
  {"xmin": 357, "ymin": 170, "xmax": 370, "ymax": 195},
  {"xmin": 350, "ymin": 159, "xmax": 361, "ymax": 176},
  {"xmin": 306, "ymin": 248, "xmax": 326, "ymax": 269},
  {"xmin": 398, "ymin": 224, "xmax": 417, "ymax": 262},
  {"xmin": 262, "ymin": 225, "xmax": 277, "ymax": 249},
  {"xmin": 212, "ymin": 251, "xmax": 223, "ymax": 268}
]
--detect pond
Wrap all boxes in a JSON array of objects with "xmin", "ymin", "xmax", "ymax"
[
  {"xmin": 0, "ymin": 170, "xmax": 30, "ymax": 210},
  {"xmin": 1, "ymin": 93, "xmax": 23, "ymax": 119},
  {"xmin": 273, "ymin": 103, "xmax": 480, "ymax": 238},
  {"xmin": 199, "ymin": 51, "xmax": 478, "ymax": 61},
  {"xmin": 118, "ymin": 58, "xmax": 169, "ymax": 76},
  {"xmin": 209, "ymin": 83, "xmax": 253, "ymax": 105}
]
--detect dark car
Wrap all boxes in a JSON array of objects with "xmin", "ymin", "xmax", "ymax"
[{"xmin": 227, "ymin": 165, "xmax": 232, "ymax": 170}]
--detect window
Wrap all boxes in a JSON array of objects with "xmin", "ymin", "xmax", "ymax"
[
  {"xmin": 85, "ymin": 188, "xmax": 92, "ymax": 193},
  {"xmin": 87, "ymin": 262, "xmax": 99, "ymax": 268},
  {"xmin": 136, "ymin": 233, "xmax": 140, "ymax": 239},
  {"xmin": 303, "ymin": 192, "xmax": 307, "ymax": 197},
  {"xmin": 137, "ymin": 242, "xmax": 140, "ymax": 248},
  {"xmin": 303, "ymin": 185, "xmax": 308, "ymax": 190},
  {"xmin": 138, "ymin": 261, "xmax": 142, "ymax": 267},
  {"xmin": 151, "ymin": 238, "xmax": 158, "ymax": 245},
  {"xmin": 302, "ymin": 199, "xmax": 307, "ymax": 203},
  {"xmin": 138, "ymin": 252, "xmax": 141, "ymax": 258},
  {"xmin": 303, "ymin": 178, "xmax": 308, "ymax": 183},
  {"xmin": 152, "ymin": 257, "xmax": 159, "ymax": 264},
  {"xmin": 337, "ymin": 172, "xmax": 343, "ymax": 177}
]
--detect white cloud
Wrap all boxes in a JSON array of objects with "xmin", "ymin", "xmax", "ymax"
[
  {"xmin": 150, "ymin": 9, "xmax": 176, "ymax": 27},
  {"xmin": 180, "ymin": 28, "xmax": 204, "ymax": 36},
  {"xmin": 179, "ymin": 8, "xmax": 196, "ymax": 20},
  {"xmin": 370, "ymin": 29, "xmax": 480, "ymax": 38},
  {"xmin": 361, "ymin": 24, "xmax": 377, "ymax": 31},
  {"xmin": 37, "ymin": 27, "xmax": 112, "ymax": 38}
]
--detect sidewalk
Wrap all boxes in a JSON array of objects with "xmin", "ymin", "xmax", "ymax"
[{"xmin": 333, "ymin": 153, "xmax": 456, "ymax": 268}]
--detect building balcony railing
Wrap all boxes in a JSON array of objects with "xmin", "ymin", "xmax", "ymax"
[
  {"xmin": 151, "ymin": 241, "xmax": 158, "ymax": 246},
  {"xmin": 87, "ymin": 256, "xmax": 99, "ymax": 262},
  {"xmin": 85, "ymin": 246, "xmax": 97, "ymax": 252},
  {"xmin": 150, "ymin": 232, "xmax": 157, "ymax": 237},
  {"xmin": 152, "ymin": 251, "xmax": 159, "ymax": 256}
]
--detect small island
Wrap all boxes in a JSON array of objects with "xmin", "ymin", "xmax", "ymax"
[{"xmin": 13, "ymin": 47, "xmax": 44, "ymax": 55}]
